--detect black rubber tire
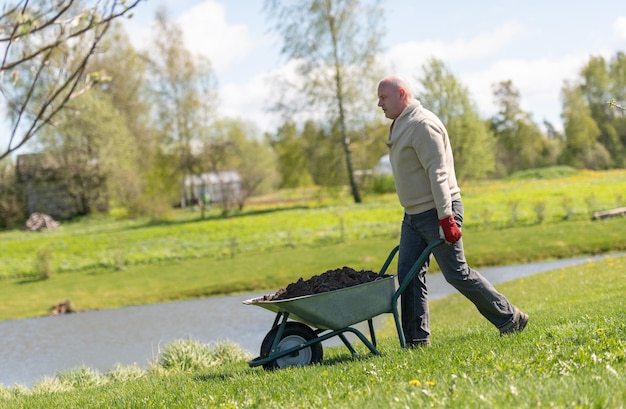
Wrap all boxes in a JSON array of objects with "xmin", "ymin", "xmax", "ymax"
[{"xmin": 260, "ymin": 322, "xmax": 323, "ymax": 370}]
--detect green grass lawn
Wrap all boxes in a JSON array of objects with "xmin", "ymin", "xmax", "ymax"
[{"xmin": 1, "ymin": 250, "xmax": 625, "ymax": 408}]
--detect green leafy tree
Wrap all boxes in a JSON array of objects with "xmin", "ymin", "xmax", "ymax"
[
  {"xmin": 0, "ymin": 158, "xmax": 24, "ymax": 228},
  {"xmin": 270, "ymin": 122, "xmax": 314, "ymax": 188},
  {"xmin": 416, "ymin": 58, "xmax": 495, "ymax": 180},
  {"xmin": 37, "ymin": 89, "xmax": 137, "ymax": 216},
  {"xmin": 301, "ymin": 120, "xmax": 346, "ymax": 187},
  {"xmin": 199, "ymin": 119, "xmax": 278, "ymax": 212},
  {"xmin": 0, "ymin": 0, "xmax": 142, "ymax": 160},
  {"xmin": 560, "ymin": 82, "xmax": 609, "ymax": 169},
  {"xmin": 265, "ymin": 0, "xmax": 385, "ymax": 203},
  {"xmin": 569, "ymin": 53, "xmax": 626, "ymax": 167},
  {"xmin": 229, "ymin": 124, "xmax": 279, "ymax": 208},
  {"xmin": 490, "ymin": 80, "xmax": 550, "ymax": 175}
]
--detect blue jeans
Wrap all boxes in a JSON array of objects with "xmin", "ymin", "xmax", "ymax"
[{"xmin": 398, "ymin": 200, "xmax": 517, "ymax": 343}]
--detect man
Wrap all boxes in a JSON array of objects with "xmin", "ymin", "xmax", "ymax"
[{"xmin": 377, "ymin": 75, "xmax": 528, "ymax": 347}]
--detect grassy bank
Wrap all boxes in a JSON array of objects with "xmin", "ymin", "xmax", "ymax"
[
  {"xmin": 0, "ymin": 217, "xmax": 625, "ymax": 321},
  {"xmin": 1, "ymin": 251, "xmax": 625, "ymax": 407},
  {"xmin": 1, "ymin": 168, "xmax": 626, "ymax": 320},
  {"xmin": 2, "ymin": 168, "xmax": 625, "ymax": 280}
]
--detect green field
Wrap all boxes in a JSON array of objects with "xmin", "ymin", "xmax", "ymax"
[{"xmin": 1, "ymin": 168, "xmax": 626, "ymax": 320}]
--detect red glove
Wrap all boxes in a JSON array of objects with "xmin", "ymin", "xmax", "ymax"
[{"xmin": 439, "ymin": 214, "xmax": 462, "ymax": 244}]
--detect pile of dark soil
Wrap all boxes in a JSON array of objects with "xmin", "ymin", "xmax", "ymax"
[{"xmin": 263, "ymin": 266, "xmax": 390, "ymax": 301}]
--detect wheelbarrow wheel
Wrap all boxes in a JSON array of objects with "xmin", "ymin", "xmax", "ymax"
[{"xmin": 260, "ymin": 322, "xmax": 323, "ymax": 370}]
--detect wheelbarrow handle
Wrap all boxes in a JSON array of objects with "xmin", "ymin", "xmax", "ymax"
[{"xmin": 377, "ymin": 246, "xmax": 400, "ymax": 277}]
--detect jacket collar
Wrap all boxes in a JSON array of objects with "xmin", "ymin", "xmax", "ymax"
[{"xmin": 387, "ymin": 100, "xmax": 422, "ymax": 147}]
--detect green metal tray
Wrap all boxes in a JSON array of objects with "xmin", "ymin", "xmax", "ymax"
[{"xmin": 243, "ymin": 275, "xmax": 397, "ymax": 330}]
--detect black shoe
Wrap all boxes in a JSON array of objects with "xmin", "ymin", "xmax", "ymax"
[
  {"xmin": 407, "ymin": 339, "xmax": 431, "ymax": 348},
  {"xmin": 500, "ymin": 310, "xmax": 529, "ymax": 336}
]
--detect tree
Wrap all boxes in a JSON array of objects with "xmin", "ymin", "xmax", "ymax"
[
  {"xmin": 264, "ymin": 0, "xmax": 385, "ymax": 203},
  {"xmin": 85, "ymin": 23, "xmax": 155, "ymax": 213},
  {"xmin": 228, "ymin": 122, "xmax": 279, "ymax": 208},
  {"xmin": 0, "ymin": 158, "xmax": 24, "ymax": 229},
  {"xmin": 416, "ymin": 58, "xmax": 495, "ymax": 180},
  {"xmin": 0, "ymin": 0, "xmax": 142, "ymax": 160},
  {"xmin": 37, "ymin": 89, "xmax": 138, "ymax": 216},
  {"xmin": 199, "ymin": 118, "xmax": 278, "ymax": 212},
  {"xmin": 148, "ymin": 9, "xmax": 219, "ymax": 207},
  {"xmin": 270, "ymin": 122, "xmax": 314, "ymax": 188},
  {"xmin": 298, "ymin": 119, "xmax": 346, "ymax": 187},
  {"xmin": 572, "ymin": 53, "xmax": 626, "ymax": 167},
  {"xmin": 561, "ymin": 82, "xmax": 609, "ymax": 169},
  {"xmin": 490, "ymin": 80, "xmax": 549, "ymax": 175}
]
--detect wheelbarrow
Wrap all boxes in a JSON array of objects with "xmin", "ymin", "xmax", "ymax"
[{"xmin": 243, "ymin": 239, "xmax": 444, "ymax": 369}]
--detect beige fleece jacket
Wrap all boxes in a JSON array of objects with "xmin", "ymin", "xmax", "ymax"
[{"xmin": 387, "ymin": 100, "xmax": 461, "ymax": 219}]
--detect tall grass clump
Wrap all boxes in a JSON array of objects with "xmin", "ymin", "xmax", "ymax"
[
  {"xmin": 152, "ymin": 339, "xmax": 249, "ymax": 374},
  {"xmin": 35, "ymin": 246, "xmax": 53, "ymax": 280},
  {"xmin": 54, "ymin": 366, "xmax": 105, "ymax": 389},
  {"xmin": 105, "ymin": 363, "xmax": 146, "ymax": 383}
]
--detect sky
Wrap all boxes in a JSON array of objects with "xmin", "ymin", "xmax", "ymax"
[
  {"xmin": 3, "ymin": 0, "xmax": 626, "ymax": 156},
  {"xmin": 118, "ymin": 0, "xmax": 626, "ymax": 135}
]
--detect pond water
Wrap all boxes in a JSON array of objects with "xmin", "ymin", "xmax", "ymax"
[{"xmin": 0, "ymin": 253, "xmax": 615, "ymax": 387}]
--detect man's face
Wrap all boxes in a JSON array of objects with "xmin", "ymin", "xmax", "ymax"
[{"xmin": 377, "ymin": 82, "xmax": 405, "ymax": 120}]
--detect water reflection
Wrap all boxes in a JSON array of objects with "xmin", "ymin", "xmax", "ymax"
[{"xmin": 0, "ymin": 253, "xmax": 613, "ymax": 387}]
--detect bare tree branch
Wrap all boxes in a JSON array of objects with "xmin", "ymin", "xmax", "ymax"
[{"xmin": 1, "ymin": 0, "xmax": 143, "ymax": 160}]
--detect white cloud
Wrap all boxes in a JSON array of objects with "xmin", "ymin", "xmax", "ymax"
[
  {"xmin": 614, "ymin": 16, "xmax": 626, "ymax": 41},
  {"xmin": 122, "ymin": 0, "xmax": 265, "ymax": 74},
  {"xmin": 382, "ymin": 21, "xmax": 523, "ymax": 76},
  {"xmin": 220, "ymin": 73, "xmax": 276, "ymax": 131},
  {"xmin": 176, "ymin": 1, "xmax": 255, "ymax": 72},
  {"xmin": 466, "ymin": 55, "xmax": 583, "ymax": 104},
  {"xmin": 219, "ymin": 60, "xmax": 292, "ymax": 132}
]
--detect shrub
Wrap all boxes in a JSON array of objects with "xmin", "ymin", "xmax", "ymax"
[{"xmin": 370, "ymin": 174, "xmax": 396, "ymax": 194}]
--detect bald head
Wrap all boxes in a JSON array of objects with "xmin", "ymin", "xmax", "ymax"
[{"xmin": 377, "ymin": 75, "xmax": 413, "ymax": 120}]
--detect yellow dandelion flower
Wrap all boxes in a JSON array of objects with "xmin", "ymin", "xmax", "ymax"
[
  {"xmin": 409, "ymin": 379, "xmax": 421, "ymax": 386},
  {"xmin": 425, "ymin": 380, "xmax": 436, "ymax": 386}
]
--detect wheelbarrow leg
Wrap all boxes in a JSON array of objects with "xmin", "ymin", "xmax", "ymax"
[
  {"xmin": 367, "ymin": 318, "xmax": 377, "ymax": 348},
  {"xmin": 316, "ymin": 327, "xmax": 381, "ymax": 356},
  {"xmin": 337, "ymin": 333, "xmax": 358, "ymax": 355},
  {"xmin": 340, "ymin": 328, "xmax": 381, "ymax": 356},
  {"xmin": 269, "ymin": 313, "xmax": 290, "ymax": 353}
]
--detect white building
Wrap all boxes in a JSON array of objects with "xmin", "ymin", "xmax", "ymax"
[{"xmin": 184, "ymin": 171, "xmax": 242, "ymax": 204}]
